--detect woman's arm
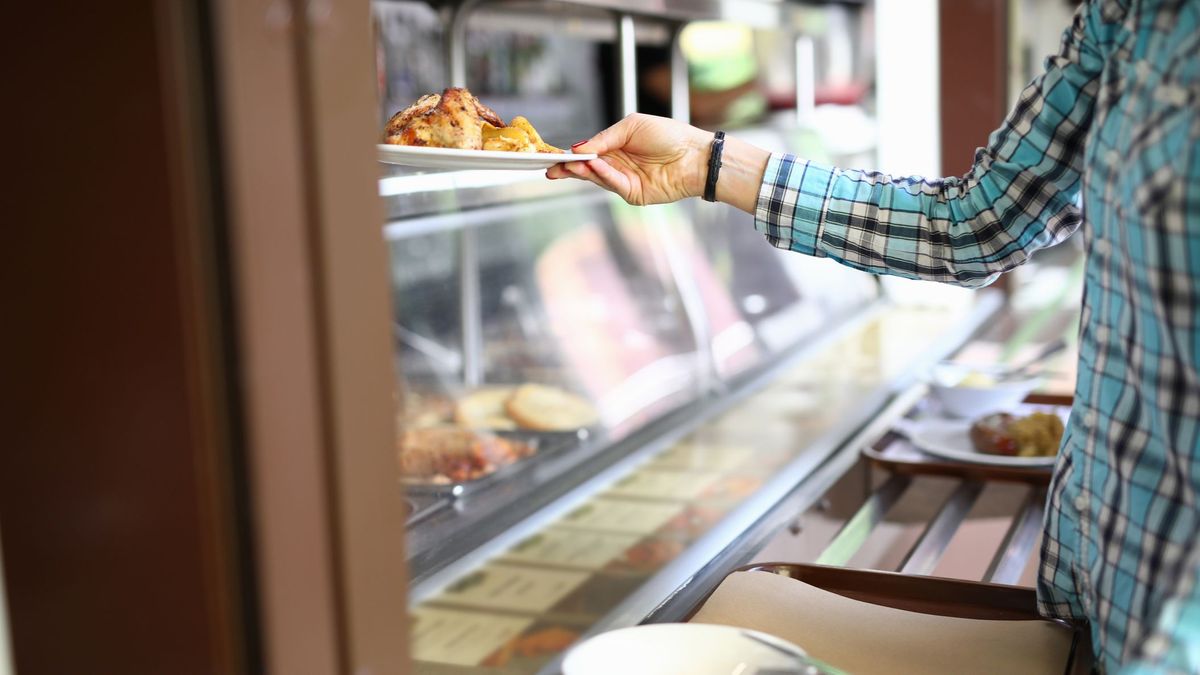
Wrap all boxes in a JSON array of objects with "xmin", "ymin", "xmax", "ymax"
[{"xmin": 551, "ymin": 0, "xmax": 1110, "ymax": 287}]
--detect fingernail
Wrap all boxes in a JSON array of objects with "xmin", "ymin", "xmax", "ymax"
[{"xmin": 571, "ymin": 139, "xmax": 588, "ymax": 149}]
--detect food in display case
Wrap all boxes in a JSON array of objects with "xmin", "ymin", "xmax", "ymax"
[
  {"xmin": 461, "ymin": 384, "xmax": 599, "ymax": 432},
  {"xmin": 505, "ymin": 383, "xmax": 598, "ymax": 431},
  {"xmin": 400, "ymin": 391, "xmax": 456, "ymax": 429},
  {"xmin": 405, "ymin": 384, "xmax": 597, "ymax": 434},
  {"xmin": 455, "ymin": 387, "xmax": 521, "ymax": 430},
  {"xmin": 969, "ymin": 411, "xmax": 1064, "ymax": 457},
  {"xmin": 397, "ymin": 426, "xmax": 536, "ymax": 484},
  {"xmin": 383, "ymin": 87, "xmax": 562, "ymax": 153}
]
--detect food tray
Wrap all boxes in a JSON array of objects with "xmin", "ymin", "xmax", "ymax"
[
  {"xmin": 400, "ymin": 429, "xmax": 585, "ymax": 497},
  {"xmin": 863, "ymin": 393, "xmax": 1072, "ymax": 484},
  {"xmin": 693, "ymin": 563, "xmax": 1091, "ymax": 674},
  {"xmin": 403, "ymin": 494, "xmax": 450, "ymax": 526}
]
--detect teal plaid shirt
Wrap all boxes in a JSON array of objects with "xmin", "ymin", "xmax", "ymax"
[{"xmin": 753, "ymin": 1, "xmax": 1200, "ymax": 671}]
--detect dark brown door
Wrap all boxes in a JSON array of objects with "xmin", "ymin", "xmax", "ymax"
[{"xmin": 4, "ymin": 2, "xmax": 253, "ymax": 674}]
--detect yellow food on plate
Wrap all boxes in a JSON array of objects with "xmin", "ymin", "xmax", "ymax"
[
  {"xmin": 455, "ymin": 387, "xmax": 519, "ymax": 430},
  {"xmin": 481, "ymin": 123, "xmax": 536, "ymax": 153},
  {"xmin": 1008, "ymin": 412, "xmax": 1065, "ymax": 457},
  {"xmin": 510, "ymin": 115, "xmax": 563, "ymax": 153}
]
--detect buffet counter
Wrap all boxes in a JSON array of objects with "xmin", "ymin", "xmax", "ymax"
[{"xmin": 402, "ymin": 292, "xmax": 1002, "ymax": 674}]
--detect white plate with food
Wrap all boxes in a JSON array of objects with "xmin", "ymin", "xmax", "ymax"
[
  {"xmin": 377, "ymin": 144, "xmax": 595, "ymax": 170},
  {"xmin": 901, "ymin": 411, "xmax": 1064, "ymax": 467},
  {"xmin": 379, "ymin": 86, "xmax": 596, "ymax": 169}
]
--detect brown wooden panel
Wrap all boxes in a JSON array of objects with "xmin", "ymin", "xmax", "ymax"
[
  {"xmin": 939, "ymin": 0, "xmax": 1009, "ymax": 176},
  {"xmin": 2, "ymin": 3, "xmax": 248, "ymax": 674}
]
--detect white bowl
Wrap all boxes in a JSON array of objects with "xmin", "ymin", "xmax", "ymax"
[
  {"xmin": 927, "ymin": 363, "xmax": 1040, "ymax": 419},
  {"xmin": 562, "ymin": 623, "xmax": 805, "ymax": 675}
]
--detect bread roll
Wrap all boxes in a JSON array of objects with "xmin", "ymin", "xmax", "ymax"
[
  {"xmin": 505, "ymin": 384, "xmax": 598, "ymax": 431},
  {"xmin": 455, "ymin": 387, "xmax": 518, "ymax": 430}
]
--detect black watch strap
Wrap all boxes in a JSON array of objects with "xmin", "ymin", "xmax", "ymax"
[{"xmin": 702, "ymin": 131, "xmax": 726, "ymax": 202}]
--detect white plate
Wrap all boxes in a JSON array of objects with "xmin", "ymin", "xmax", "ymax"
[
  {"xmin": 377, "ymin": 144, "xmax": 596, "ymax": 170},
  {"xmin": 905, "ymin": 418, "xmax": 1058, "ymax": 467},
  {"xmin": 562, "ymin": 623, "xmax": 808, "ymax": 675}
]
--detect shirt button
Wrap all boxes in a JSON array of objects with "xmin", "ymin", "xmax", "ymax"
[
  {"xmin": 1084, "ymin": 410, "xmax": 1098, "ymax": 427},
  {"xmin": 1093, "ymin": 239, "xmax": 1111, "ymax": 256},
  {"xmin": 1074, "ymin": 494, "xmax": 1089, "ymax": 512}
]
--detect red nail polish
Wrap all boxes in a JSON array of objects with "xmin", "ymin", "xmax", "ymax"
[{"xmin": 571, "ymin": 140, "xmax": 588, "ymax": 149}]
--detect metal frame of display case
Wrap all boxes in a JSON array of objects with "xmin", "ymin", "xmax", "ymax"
[
  {"xmin": 382, "ymin": 1, "xmax": 924, "ymax": 662},
  {"xmin": 391, "ymin": 178, "xmax": 862, "ymax": 578},
  {"xmin": 384, "ymin": 0, "xmax": 883, "ymax": 567},
  {"xmin": 410, "ymin": 291, "xmax": 999, "ymax": 590},
  {"xmin": 439, "ymin": 0, "xmax": 690, "ymax": 384}
]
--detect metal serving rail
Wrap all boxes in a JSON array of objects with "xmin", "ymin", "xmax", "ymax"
[{"xmin": 814, "ymin": 472, "xmax": 1047, "ymax": 585}]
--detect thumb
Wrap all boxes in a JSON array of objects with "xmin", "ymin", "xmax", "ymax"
[{"xmin": 572, "ymin": 114, "xmax": 641, "ymax": 155}]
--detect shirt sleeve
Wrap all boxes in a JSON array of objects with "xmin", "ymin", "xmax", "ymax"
[{"xmin": 754, "ymin": 0, "xmax": 1107, "ymax": 287}]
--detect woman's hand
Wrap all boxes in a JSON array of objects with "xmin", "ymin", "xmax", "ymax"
[
  {"xmin": 546, "ymin": 113, "xmax": 712, "ymax": 206},
  {"xmin": 547, "ymin": 113, "xmax": 771, "ymax": 214}
]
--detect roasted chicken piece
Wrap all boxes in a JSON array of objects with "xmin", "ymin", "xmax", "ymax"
[
  {"xmin": 382, "ymin": 87, "xmax": 505, "ymax": 150},
  {"xmin": 383, "ymin": 93, "xmax": 439, "ymax": 138}
]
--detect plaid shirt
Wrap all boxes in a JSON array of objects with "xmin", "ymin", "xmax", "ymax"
[{"xmin": 753, "ymin": 1, "xmax": 1200, "ymax": 671}]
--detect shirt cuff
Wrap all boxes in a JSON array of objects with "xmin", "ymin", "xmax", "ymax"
[{"xmin": 753, "ymin": 152, "xmax": 835, "ymax": 257}]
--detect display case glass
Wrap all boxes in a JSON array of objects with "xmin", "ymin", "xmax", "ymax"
[{"xmin": 373, "ymin": 1, "xmax": 991, "ymax": 673}]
